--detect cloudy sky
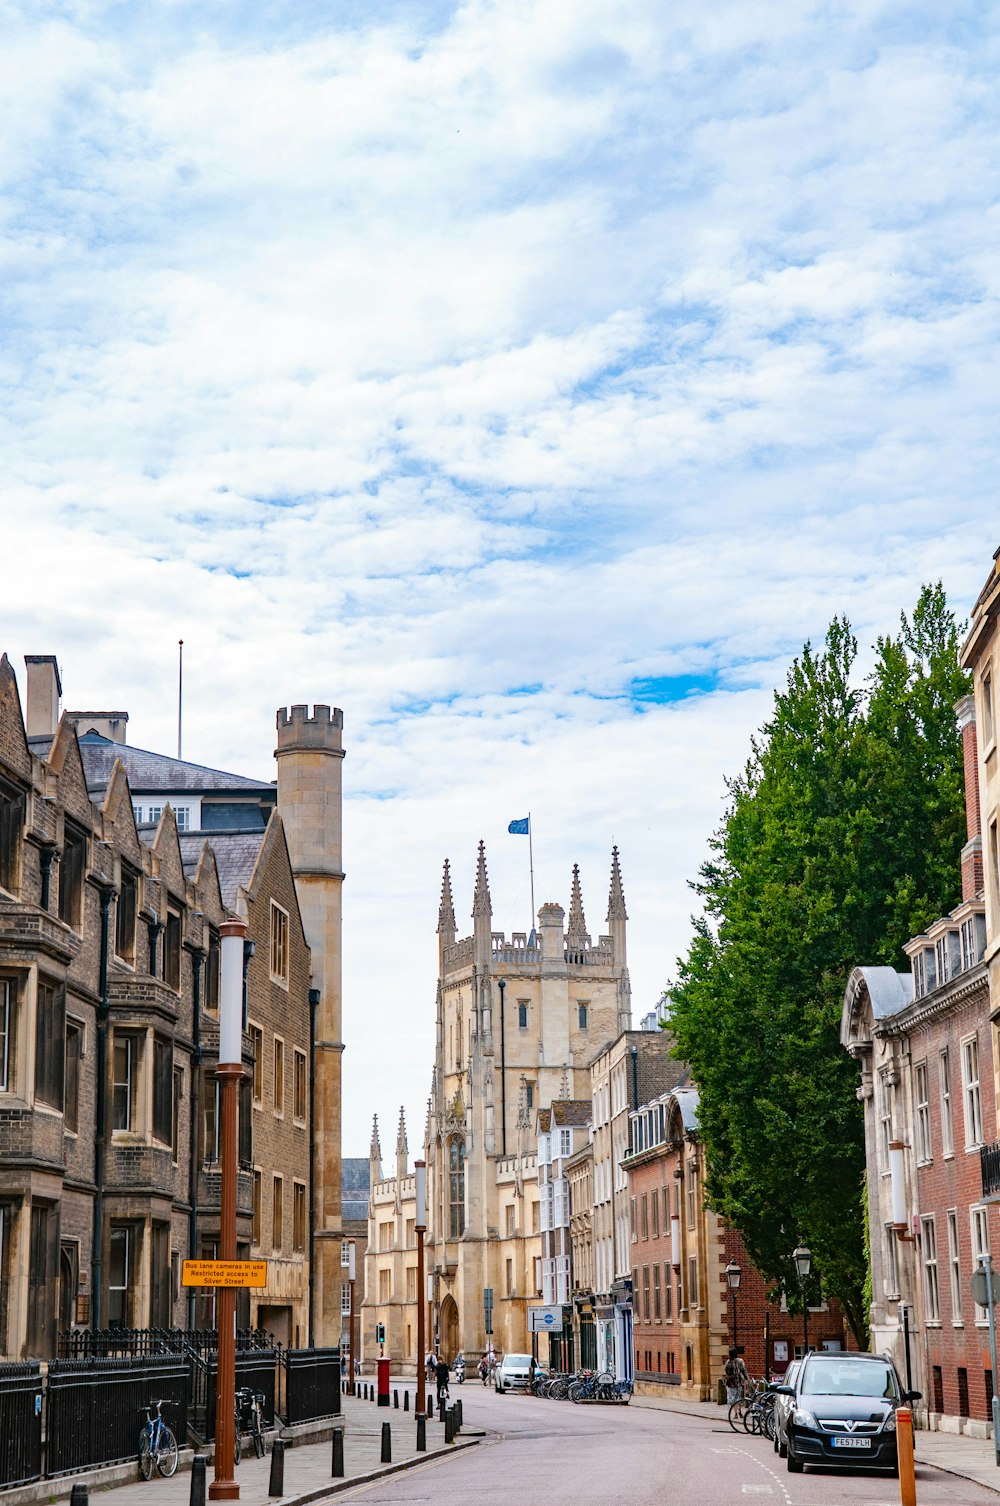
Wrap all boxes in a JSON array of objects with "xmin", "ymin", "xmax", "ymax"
[{"xmin": 3, "ymin": 1, "xmax": 998, "ymax": 1155}]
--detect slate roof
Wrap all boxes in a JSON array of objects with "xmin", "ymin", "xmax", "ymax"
[
  {"xmin": 179, "ymin": 831, "xmax": 264, "ymax": 908},
  {"xmin": 342, "ymin": 1157, "xmax": 371, "ymax": 1222},
  {"xmin": 63, "ymin": 732, "xmax": 273, "ymax": 797}
]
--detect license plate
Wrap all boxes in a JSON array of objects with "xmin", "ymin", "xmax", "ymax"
[{"xmin": 831, "ymin": 1436, "xmax": 871, "ymax": 1449}]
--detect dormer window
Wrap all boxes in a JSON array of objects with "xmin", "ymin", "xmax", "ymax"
[
  {"xmin": 960, "ymin": 914, "xmax": 987, "ymax": 970},
  {"xmin": 934, "ymin": 931, "xmax": 960, "ymax": 987}
]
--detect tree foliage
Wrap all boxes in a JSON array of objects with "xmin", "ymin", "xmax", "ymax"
[{"xmin": 667, "ymin": 585, "xmax": 969, "ymax": 1346}]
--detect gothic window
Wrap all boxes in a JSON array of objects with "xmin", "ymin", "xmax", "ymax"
[
  {"xmin": 116, "ymin": 868, "xmax": 137, "ymax": 963},
  {"xmin": 58, "ymin": 823, "xmax": 87, "ymax": 930},
  {"xmin": 0, "ymin": 779, "xmax": 25, "ymax": 895},
  {"xmin": 518, "ymin": 1003, "xmax": 528, "ymax": 1029},
  {"xmin": 449, "ymin": 1138, "xmax": 466, "ymax": 1238}
]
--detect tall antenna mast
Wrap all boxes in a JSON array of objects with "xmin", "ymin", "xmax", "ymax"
[{"xmin": 177, "ymin": 639, "xmax": 184, "ymax": 759}]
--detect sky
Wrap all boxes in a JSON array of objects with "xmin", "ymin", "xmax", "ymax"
[{"xmin": 2, "ymin": 1, "xmax": 998, "ymax": 1156}]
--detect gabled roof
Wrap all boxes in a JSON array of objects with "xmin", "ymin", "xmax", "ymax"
[
  {"xmin": 179, "ymin": 830, "xmax": 264, "ymax": 909},
  {"xmin": 551, "ymin": 1099, "xmax": 591, "ymax": 1128},
  {"xmin": 841, "ymin": 966, "xmax": 913, "ymax": 1050}
]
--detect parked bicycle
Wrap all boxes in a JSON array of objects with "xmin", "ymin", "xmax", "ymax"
[
  {"xmin": 235, "ymin": 1387, "xmax": 267, "ymax": 1461},
  {"xmin": 728, "ymin": 1377, "xmax": 775, "ymax": 1438},
  {"xmin": 138, "ymin": 1399, "xmax": 178, "ymax": 1479}
]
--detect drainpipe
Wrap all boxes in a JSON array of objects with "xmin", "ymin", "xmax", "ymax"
[
  {"xmin": 92, "ymin": 886, "xmax": 113, "ymax": 1330},
  {"xmin": 629, "ymin": 1045, "xmax": 638, "ymax": 1148},
  {"xmin": 39, "ymin": 847, "xmax": 55, "ymax": 911},
  {"xmin": 187, "ymin": 949, "xmax": 204, "ymax": 1330},
  {"xmin": 308, "ymin": 987, "xmax": 320, "ymax": 1349},
  {"xmin": 497, "ymin": 978, "xmax": 507, "ymax": 1156}
]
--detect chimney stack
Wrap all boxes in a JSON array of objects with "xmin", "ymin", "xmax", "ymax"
[{"xmin": 24, "ymin": 655, "xmax": 62, "ymax": 738}]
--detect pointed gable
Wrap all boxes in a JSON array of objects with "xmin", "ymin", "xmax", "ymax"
[
  {"xmin": 46, "ymin": 716, "xmax": 99, "ymax": 828},
  {"xmin": 101, "ymin": 760, "xmax": 145, "ymax": 866},
  {"xmin": 151, "ymin": 805, "xmax": 189, "ymax": 901},
  {"xmin": 0, "ymin": 654, "xmax": 32, "ymax": 782}
]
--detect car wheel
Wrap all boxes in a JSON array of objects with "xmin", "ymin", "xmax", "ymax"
[
  {"xmin": 778, "ymin": 1439, "xmax": 787, "ymax": 1459},
  {"xmin": 786, "ymin": 1445, "xmax": 803, "ymax": 1474}
]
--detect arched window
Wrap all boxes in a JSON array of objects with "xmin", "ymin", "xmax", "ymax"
[{"xmin": 448, "ymin": 1139, "xmax": 466, "ymax": 1238}]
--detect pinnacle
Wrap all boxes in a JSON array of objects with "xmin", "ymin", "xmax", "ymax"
[
  {"xmin": 396, "ymin": 1105, "xmax": 408, "ymax": 1153},
  {"xmin": 607, "ymin": 844, "xmax": 628, "ymax": 921},
  {"xmin": 567, "ymin": 862, "xmax": 588, "ymax": 945},
  {"xmin": 438, "ymin": 857, "xmax": 456, "ymax": 933},
  {"xmin": 472, "ymin": 838, "xmax": 492, "ymax": 918},
  {"xmin": 369, "ymin": 1113, "xmax": 382, "ymax": 1158}
]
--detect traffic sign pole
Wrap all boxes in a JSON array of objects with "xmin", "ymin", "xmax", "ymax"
[{"xmin": 986, "ymin": 1259, "xmax": 1000, "ymax": 1467}]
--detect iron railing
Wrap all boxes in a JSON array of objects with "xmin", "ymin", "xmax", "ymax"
[
  {"xmin": 46, "ymin": 1356, "xmax": 189, "ymax": 1477},
  {"xmin": 284, "ymin": 1348, "xmax": 342, "ymax": 1425},
  {"xmin": 0, "ymin": 1363, "xmax": 42, "ymax": 1489},
  {"xmin": 981, "ymin": 1140, "xmax": 1000, "ymax": 1199}
]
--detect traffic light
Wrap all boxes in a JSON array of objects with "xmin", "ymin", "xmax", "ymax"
[{"xmin": 376, "ymin": 1323, "xmax": 385, "ymax": 1345}]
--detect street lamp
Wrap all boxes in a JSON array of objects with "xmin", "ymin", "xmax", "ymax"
[
  {"xmin": 725, "ymin": 1259, "xmax": 742, "ymax": 1355},
  {"xmin": 209, "ymin": 917, "xmax": 246, "ymax": 1502},
  {"xmin": 414, "ymin": 1159, "xmax": 427, "ymax": 1419},
  {"xmin": 793, "ymin": 1243, "xmax": 812, "ymax": 1357}
]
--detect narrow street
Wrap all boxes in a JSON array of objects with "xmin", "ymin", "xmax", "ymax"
[{"xmin": 338, "ymin": 1386, "xmax": 1000, "ymax": 1506}]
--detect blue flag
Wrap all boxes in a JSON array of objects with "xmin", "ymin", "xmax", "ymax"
[{"xmin": 507, "ymin": 817, "xmax": 529, "ymax": 835}]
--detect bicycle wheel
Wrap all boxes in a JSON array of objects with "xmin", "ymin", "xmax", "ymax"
[
  {"xmin": 727, "ymin": 1399, "xmax": 746, "ymax": 1432},
  {"xmin": 251, "ymin": 1409, "xmax": 266, "ymax": 1459},
  {"xmin": 139, "ymin": 1432, "xmax": 153, "ymax": 1481},
  {"xmin": 234, "ymin": 1417, "xmax": 242, "ymax": 1467},
  {"xmin": 156, "ymin": 1426, "xmax": 178, "ymax": 1478},
  {"xmin": 568, "ymin": 1380, "xmax": 584, "ymax": 1403},
  {"xmin": 743, "ymin": 1405, "xmax": 760, "ymax": 1434}
]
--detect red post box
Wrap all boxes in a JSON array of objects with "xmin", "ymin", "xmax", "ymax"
[{"xmin": 377, "ymin": 1356, "xmax": 391, "ymax": 1407}]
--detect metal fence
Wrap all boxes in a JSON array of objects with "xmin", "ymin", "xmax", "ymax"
[
  {"xmin": 0, "ymin": 1363, "xmax": 42, "ymax": 1489},
  {"xmin": 46, "ymin": 1356, "xmax": 190, "ymax": 1478},
  {"xmin": 284, "ymin": 1348, "xmax": 342, "ymax": 1425},
  {"xmin": 981, "ymin": 1140, "xmax": 1000, "ymax": 1199}
]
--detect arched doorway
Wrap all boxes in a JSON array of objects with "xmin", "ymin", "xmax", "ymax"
[
  {"xmin": 440, "ymin": 1294, "xmax": 460, "ymax": 1361},
  {"xmin": 59, "ymin": 1245, "xmax": 77, "ymax": 1338}
]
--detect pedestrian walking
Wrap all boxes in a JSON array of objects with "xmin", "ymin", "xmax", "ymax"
[{"xmin": 724, "ymin": 1347, "xmax": 748, "ymax": 1404}]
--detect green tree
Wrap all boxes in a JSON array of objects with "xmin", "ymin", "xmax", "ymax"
[{"xmin": 668, "ymin": 586, "xmax": 968, "ymax": 1346}]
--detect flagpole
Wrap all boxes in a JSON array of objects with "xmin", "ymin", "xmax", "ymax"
[{"xmin": 528, "ymin": 813, "xmax": 535, "ymax": 933}]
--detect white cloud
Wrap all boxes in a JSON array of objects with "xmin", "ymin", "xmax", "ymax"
[{"xmin": 0, "ymin": 0, "xmax": 997, "ymax": 1150}]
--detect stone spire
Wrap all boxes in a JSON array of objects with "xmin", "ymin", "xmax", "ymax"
[
  {"xmin": 472, "ymin": 840, "xmax": 492, "ymax": 919},
  {"xmin": 559, "ymin": 1066, "xmax": 571, "ymax": 1100},
  {"xmin": 396, "ymin": 1106, "xmax": 408, "ymax": 1183},
  {"xmin": 369, "ymin": 1114, "xmax": 383, "ymax": 1184},
  {"xmin": 607, "ymin": 845, "xmax": 628, "ymax": 972},
  {"xmin": 567, "ymin": 863, "xmax": 588, "ymax": 949},
  {"xmin": 438, "ymin": 858, "xmax": 456, "ymax": 939},
  {"xmin": 473, "ymin": 839, "xmax": 492, "ymax": 966}
]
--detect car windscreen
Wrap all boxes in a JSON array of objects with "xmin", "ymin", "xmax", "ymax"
[
  {"xmin": 505, "ymin": 1354, "xmax": 532, "ymax": 1366},
  {"xmin": 802, "ymin": 1358, "xmax": 899, "ymax": 1400}
]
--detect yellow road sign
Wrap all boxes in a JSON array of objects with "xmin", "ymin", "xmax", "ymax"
[{"xmin": 181, "ymin": 1259, "xmax": 268, "ymax": 1289}]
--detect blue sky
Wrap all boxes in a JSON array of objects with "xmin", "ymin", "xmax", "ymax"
[{"xmin": 2, "ymin": 0, "xmax": 999, "ymax": 1152}]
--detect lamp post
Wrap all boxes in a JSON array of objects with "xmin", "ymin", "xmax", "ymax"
[
  {"xmin": 348, "ymin": 1242, "xmax": 357, "ymax": 1394},
  {"xmin": 415, "ymin": 1159, "xmax": 426, "ymax": 1418},
  {"xmin": 725, "ymin": 1259, "xmax": 742, "ymax": 1356},
  {"xmin": 793, "ymin": 1243, "xmax": 812, "ymax": 1357},
  {"xmin": 209, "ymin": 917, "xmax": 246, "ymax": 1502}
]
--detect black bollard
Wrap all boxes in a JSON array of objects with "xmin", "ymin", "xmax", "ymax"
[
  {"xmin": 403, "ymin": 1389, "xmax": 409, "ymax": 1412},
  {"xmin": 454, "ymin": 1399, "xmax": 462, "ymax": 1431},
  {"xmin": 268, "ymin": 1438, "xmax": 285, "ymax": 1498},
  {"xmin": 380, "ymin": 1421, "xmax": 392, "ymax": 1464},
  {"xmin": 445, "ymin": 1406, "xmax": 455, "ymax": 1444},
  {"xmin": 70, "ymin": 1485, "xmax": 89, "ymax": 1506},
  {"xmin": 189, "ymin": 1455, "xmax": 207, "ymax": 1506},
  {"xmin": 416, "ymin": 1413, "xmax": 426, "ymax": 1452},
  {"xmin": 393, "ymin": 1388, "xmax": 399, "ymax": 1409},
  {"xmin": 438, "ymin": 1395, "xmax": 446, "ymax": 1423},
  {"xmin": 332, "ymin": 1429, "xmax": 344, "ymax": 1479}
]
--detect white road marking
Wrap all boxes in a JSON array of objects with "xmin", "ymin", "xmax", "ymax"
[{"xmin": 742, "ymin": 1486, "xmax": 773, "ymax": 1495}]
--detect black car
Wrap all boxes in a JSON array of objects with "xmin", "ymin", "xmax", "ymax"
[{"xmin": 774, "ymin": 1351, "xmax": 920, "ymax": 1475}]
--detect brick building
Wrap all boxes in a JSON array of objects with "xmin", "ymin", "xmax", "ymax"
[
  {"xmin": 0, "ymin": 653, "xmax": 343, "ymax": 1358},
  {"xmin": 625, "ymin": 1085, "xmax": 846, "ymax": 1401},
  {"xmin": 842, "ymin": 691, "xmax": 994, "ymax": 1433}
]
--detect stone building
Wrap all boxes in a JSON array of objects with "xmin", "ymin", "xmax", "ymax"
[
  {"xmin": 364, "ymin": 1111, "xmax": 420, "ymax": 1372},
  {"xmin": 0, "ymin": 653, "xmax": 345, "ymax": 1357},
  {"xmin": 565, "ymin": 1136, "xmax": 596, "ymax": 1369},
  {"xmin": 589, "ymin": 1024, "xmax": 688, "ymax": 1381},
  {"xmin": 423, "ymin": 847, "xmax": 632, "ymax": 1360},
  {"xmin": 842, "ymin": 690, "xmax": 994, "ymax": 1432}
]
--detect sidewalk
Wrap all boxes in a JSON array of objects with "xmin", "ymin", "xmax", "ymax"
[
  {"xmin": 7, "ymin": 1392, "xmax": 484, "ymax": 1506},
  {"xmin": 630, "ymin": 1392, "xmax": 1000, "ymax": 1496}
]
